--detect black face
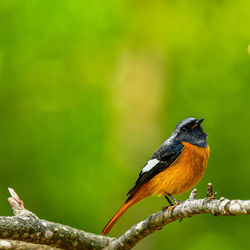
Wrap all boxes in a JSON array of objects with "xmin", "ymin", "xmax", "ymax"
[{"xmin": 173, "ymin": 118, "xmax": 208, "ymax": 147}]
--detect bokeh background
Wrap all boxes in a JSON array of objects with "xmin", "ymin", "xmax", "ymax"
[{"xmin": 1, "ymin": 1, "xmax": 250, "ymax": 249}]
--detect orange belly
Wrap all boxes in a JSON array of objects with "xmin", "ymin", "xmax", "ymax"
[{"xmin": 144, "ymin": 142, "xmax": 210, "ymax": 196}]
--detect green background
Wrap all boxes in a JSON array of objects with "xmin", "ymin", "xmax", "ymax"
[{"xmin": 1, "ymin": 1, "xmax": 250, "ymax": 249}]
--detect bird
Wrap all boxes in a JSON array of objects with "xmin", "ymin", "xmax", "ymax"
[{"xmin": 102, "ymin": 117, "xmax": 210, "ymax": 235}]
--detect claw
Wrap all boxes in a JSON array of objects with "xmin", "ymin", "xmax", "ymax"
[{"xmin": 168, "ymin": 205, "xmax": 175, "ymax": 211}]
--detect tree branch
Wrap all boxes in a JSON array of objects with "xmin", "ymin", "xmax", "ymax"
[
  {"xmin": 0, "ymin": 188, "xmax": 115, "ymax": 249},
  {"xmin": 0, "ymin": 184, "xmax": 249, "ymax": 249},
  {"xmin": 110, "ymin": 186, "xmax": 250, "ymax": 249},
  {"xmin": 0, "ymin": 239, "xmax": 61, "ymax": 249}
]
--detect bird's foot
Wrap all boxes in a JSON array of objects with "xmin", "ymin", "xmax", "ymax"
[
  {"xmin": 167, "ymin": 193, "xmax": 183, "ymax": 205},
  {"xmin": 167, "ymin": 205, "xmax": 175, "ymax": 211},
  {"xmin": 162, "ymin": 204, "xmax": 177, "ymax": 211},
  {"xmin": 167, "ymin": 201, "xmax": 184, "ymax": 211},
  {"xmin": 161, "ymin": 205, "xmax": 175, "ymax": 211},
  {"xmin": 173, "ymin": 200, "xmax": 184, "ymax": 205},
  {"xmin": 163, "ymin": 194, "xmax": 183, "ymax": 211}
]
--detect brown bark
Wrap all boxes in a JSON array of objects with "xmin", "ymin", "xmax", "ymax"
[{"xmin": 0, "ymin": 185, "xmax": 249, "ymax": 250}]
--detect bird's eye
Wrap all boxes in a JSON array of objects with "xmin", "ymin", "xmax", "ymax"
[{"xmin": 181, "ymin": 127, "xmax": 187, "ymax": 133}]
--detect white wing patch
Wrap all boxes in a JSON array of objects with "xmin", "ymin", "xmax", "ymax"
[{"xmin": 141, "ymin": 159, "xmax": 160, "ymax": 173}]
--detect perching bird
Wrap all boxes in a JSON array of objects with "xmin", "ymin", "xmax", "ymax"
[{"xmin": 102, "ymin": 118, "xmax": 209, "ymax": 235}]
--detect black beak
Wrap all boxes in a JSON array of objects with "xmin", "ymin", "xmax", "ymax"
[
  {"xmin": 196, "ymin": 118, "xmax": 204, "ymax": 125},
  {"xmin": 192, "ymin": 118, "xmax": 204, "ymax": 129}
]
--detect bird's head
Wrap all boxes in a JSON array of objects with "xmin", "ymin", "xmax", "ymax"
[{"xmin": 172, "ymin": 118, "xmax": 208, "ymax": 147}]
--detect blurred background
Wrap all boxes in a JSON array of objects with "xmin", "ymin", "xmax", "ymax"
[{"xmin": 0, "ymin": 0, "xmax": 250, "ymax": 249}]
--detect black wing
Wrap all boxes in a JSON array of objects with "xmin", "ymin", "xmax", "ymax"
[{"xmin": 127, "ymin": 141, "xmax": 184, "ymax": 197}]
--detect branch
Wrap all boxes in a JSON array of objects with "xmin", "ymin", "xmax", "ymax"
[
  {"xmin": 0, "ymin": 185, "xmax": 249, "ymax": 250},
  {"xmin": 110, "ymin": 184, "xmax": 250, "ymax": 249},
  {"xmin": 0, "ymin": 188, "xmax": 115, "ymax": 249},
  {"xmin": 0, "ymin": 239, "xmax": 61, "ymax": 249}
]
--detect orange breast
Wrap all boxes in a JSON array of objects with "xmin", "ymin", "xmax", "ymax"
[{"xmin": 144, "ymin": 142, "xmax": 210, "ymax": 196}]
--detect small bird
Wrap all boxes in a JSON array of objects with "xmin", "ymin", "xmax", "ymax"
[{"xmin": 102, "ymin": 118, "xmax": 209, "ymax": 235}]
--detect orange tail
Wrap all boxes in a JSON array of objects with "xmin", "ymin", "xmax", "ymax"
[{"xmin": 102, "ymin": 189, "xmax": 149, "ymax": 235}]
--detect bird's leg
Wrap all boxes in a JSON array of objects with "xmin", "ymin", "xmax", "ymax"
[
  {"xmin": 165, "ymin": 195, "xmax": 174, "ymax": 206},
  {"xmin": 161, "ymin": 195, "xmax": 174, "ymax": 211},
  {"xmin": 164, "ymin": 194, "xmax": 183, "ymax": 221},
  {"xmin": 166, "ymin": 193, "xmax": 182, "ymax": 205}
]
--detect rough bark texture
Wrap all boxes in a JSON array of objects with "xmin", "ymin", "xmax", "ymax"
[
  {"xmin": 0, "ymin": 239, "xmax": 61, "ymax": 249},
  {"xmin": 0, "ymin": 185, "xmax": 249, "ymax": 250}
]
